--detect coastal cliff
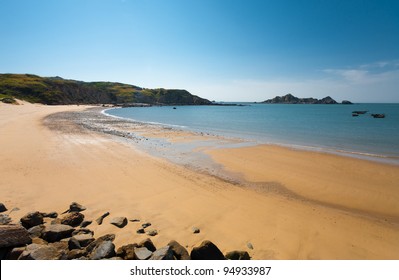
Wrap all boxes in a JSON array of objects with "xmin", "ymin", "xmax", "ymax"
[
  {"xmin": 0, "ymin": 74, "xmax": 212, "ymax": 106},
  {"xmin": 262, "ymin": 94, "xmax": 348, "ymax": 104}
]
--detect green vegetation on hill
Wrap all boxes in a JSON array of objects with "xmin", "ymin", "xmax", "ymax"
[{"xmin": 0, "ymin": 74, "xmax": 212, "ymax": 105}]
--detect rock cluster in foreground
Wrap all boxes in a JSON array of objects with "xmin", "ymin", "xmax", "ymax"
[{"xmin": 0, "ymin": 202, "xmax": 250, "ymax": 260}]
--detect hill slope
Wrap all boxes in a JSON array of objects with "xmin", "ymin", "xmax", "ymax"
[{"xmin": 0, "ymin": 74, "xmax": 212, "ymax": 105}]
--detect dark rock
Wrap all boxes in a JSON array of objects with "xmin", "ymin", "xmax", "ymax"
[
  {"xmin": 192, "ymin": 227, "xmax": 200, "ymax": 234},
  {"xmin": 136, "ymin": 228, "xmax": 145, "ymax": 234},
  {"xmin": 142, "ymin": 222, "xmax": 151, "ymax": 228},
  {"xmin": 342, "ymin": 100, "xmax": 353, "ymax": 104},
  {"xmin": 19, "ymin": 244, "xmax": 64, "ymax": 260},
  {"xmin": 225, "ymin": 250, "xmax": 251, "ymax": 260},
  {"xmin": 64, "ymin": 202, "xmax": 86, "ymax": 213},
  {"xmin": 61, "ymin": 212, "xmax": 84, "ymax": 227},
  {"xmin": 72, "ymin": 228, "xmax": 93, "ymax": 236},
  {"xmin": 68, "ymin": 237, "xmax": 82, "ymax": 250},
  {"xmin": 0, "ymin": 248, "xmax": 9, "ymax": 259},
  {"xmin": 90, "ymin": 241, "xmax": 116, "ymax": 260},
  {"xmin": 0, "ymin": 224, "xmax": 32, "ymax": 248},
  {"xmin": 20, "ymin": 211, "xmax": 44, "ymax": 229},
  {"xmin": 134, "ymin": 247, "xmax": 152, "ymax": 260},
  {"xmin": 138, "ymin": 238, "xmax": 156, "ymax": 252},
  {"xmin": 6, "ymin": 246, "xmax": 26, "ymax": 260},
  {"xmin": 85, "ymin": 234, "xmax": 115, "ymax": 253},
  {"xmin": 0, "ymin": 203, "xmax": 7, "ymax": 213},
  {"xmin": 95, "ymin": 212, "xmax": 110, "ymax": 225},
  {"xmin": 110, "ymin": 217, "xmax": 128, "ymax": 228},
  {"xmin": 80, "ymin": 220, "xmax": 92, "ymax": 228},
  {"xmin": 116, "ymin": 243, "xmax": 138, "ymax": 260},
  {"xmin": 0, "ymin": 214, "xmax": 12, "ymax": 225},
  {"xmin": 168, "ymin": 240, "xmax": 190, "ymax": 260},
  {"xmin": 27, "ymin": 224, "xmax": 45, "ymax": 238},
  {"xmin": 41, "ymin": 224, "xmax": 74, "ymax": 242},
  {"xmin": 146, "ymin": 229, "xmax": 158, "ymax": 236},
  {"xmin": 67, "ymin": 249, "xmax": 87, "ymax": 260},
  {"xmin": 73, "ymin": 234, "xmax": 95, "ymax": 247},
  {"xmin": 262, "ymin": 94, "xmax": 339, "ymax": 104},
  {"xmin": 150, "ymin": 246, "xmax": 174, "ymax": 260},
  {"xmin": 41, "ymin": 212, "xmax": 58, "ymax": 218},
  {"xmin": 190, "ymin": 240, "xmax": 225, "ymax": 260},
  {"xmin": 247, "ymin": 242, "xmax": 254, "ymax": 250},
  {"xmin": 129, "ymin": 219, "xmax": 140, "ymax": 222}
]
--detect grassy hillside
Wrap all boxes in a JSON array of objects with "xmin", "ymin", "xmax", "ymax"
[{"xmin": 0, "ymin": 74, "xmax": 212, "ymax": 105}]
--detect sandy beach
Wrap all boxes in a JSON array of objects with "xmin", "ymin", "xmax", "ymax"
[{"xmin": 1, "ymin": 101, "xmax": 399, "ymax": 259}]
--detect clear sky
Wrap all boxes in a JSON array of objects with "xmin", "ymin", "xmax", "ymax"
[{"xmin": 1, "ymin": 0, "xmax": 398, "ymax": 102}]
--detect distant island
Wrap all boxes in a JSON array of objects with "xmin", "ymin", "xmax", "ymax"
[
  {"xmin": 262, "ymin": 94, "xmax": 352, "ymax": 104},
  {"xmin": 0, "ymin": 74, "xmax": 212, "ymax": 106}
]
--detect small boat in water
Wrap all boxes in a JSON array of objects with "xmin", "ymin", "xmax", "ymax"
[
  {"xmin": 352, "ymin": 113, "xmax": 359, "ymax": 117},
  {"xmin": 371, "ymin": 113, "xmax": 385, "ymax": 118}
]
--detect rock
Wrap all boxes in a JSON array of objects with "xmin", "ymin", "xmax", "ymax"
[
  {"xmin": 0, "ymin": 224, "xmax": 32, "ymax": 248},
  {"xmin": 73, "ymin": 234, "xmax": 95, "ymax": 247},
  {"xmin": 41, "ymin": 224, "xmax": 74, "ymax": 243},
  {"xmin": 31, "ymin": 237, "xmax": 48, "ymax": 245},
  {"xmin": 72, "ymin": 228, "xmax": 93, "ymax": 236},
  {"xmin": 142, "ymin": 222, "xmax": 151, "ymax": 228},
  {"xmin": 138, "ymin": 238, "xmax": 156, "ymax": 252},
  {"xmin": 19, "ymin": 244, "xmax": 64, "ymax": 260},
  {"xmin": 149, "ymin": 246, "xmax": 174, "ymax": 260},
  {"xmin": 225, "ymin": 251, "xmax": 251, "ymax": 260},
  {"xmin": 190, "ymin": 240, "xmax": 225, "ymax": 260},
  {"xmin": 80, "ymin": 220, "xmax": 92, "ymax": 228},
  {"xmin": 67, "ymin": 249, "xmax": 87, "ymax": 260},
  {"xmin": 168, "ymin": 240, "xmax": 190, "ymax": 260},
  {"xmin": 85, "ymin": 234, "xmax": 115, "ymax": 253},
  {"xmin": 6, "ymin": 246, "xmax": 26, "ymax": 260},
  {"xmin": 136, "ymin": 228, "xmax": 145, "ymax": 234},
  {"xmin": 63, "ymin": 202, "xmax": 86, "ymax": 213},
  {"xmin": 116, "ymin": 243, "xmax": 138, "ymax": 260},
  {"xmin": 20, "ymin": 211, "xmax": 44, "ymax": 229},
  {"xmin": 247, "ymin": 242, "xmax": 254, "ymax": 250},
  {"xmin": 192, "ymin": 227, "xmax": 200, "ymax": 234},
  {"xmin": 90, "ymin": 241, "xmax": 116, "ymax": 260},
  {"xmin": 61, "ymin": 212, "xmax": 84, "ymax": 227},
  {"xmin": 110, "ymin": 217, "xmax": 128, "ymax": 228},
  {"xmin": 134, "ymin": 247, "xmax": 152, "ymax": 260},
  {"xmin": 41, "ymin": 212, "xmax": 58, "ymax": 218},
  {"xmin": 95, "ymin": 212, "xmax": 110, "ymax": 225},
  {"xmin": 27, "ymin": 224, "xmax": 45, "ymax": 238},
  {"xmin": 0, "ymin": 214, "xmax": 12, "ymax": 225},
  {"xmin": 0, "ymin": 203, "xmax": 7, "ymax": 213},
  {"xmin": 68, "ymin": 237, "xmax": 81, "ymax": 250},
  {"xmin": 129, "ymin": 219, "xmax": 140, "ymax": 222},
  {"xmin": 51, "ymin": 240, "xmax": 69, "ymax": 252},
  {"xmin": 146, "ymin": 229, "xmax": 158, "ymax": 236}
]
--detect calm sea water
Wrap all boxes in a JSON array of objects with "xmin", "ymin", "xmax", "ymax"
[{"xmin": 106, "ymin": 103, "xmax": 399, "ymax": 164}]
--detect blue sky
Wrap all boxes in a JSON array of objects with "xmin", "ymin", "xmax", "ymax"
[{"xmin": 1, "ymin": 0, "xmax": 398, "ymax": 102}]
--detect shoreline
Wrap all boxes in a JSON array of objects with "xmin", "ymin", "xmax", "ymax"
[{"xmin": 1, "ymin": 102, "xmax": 399, "ymax": 259}]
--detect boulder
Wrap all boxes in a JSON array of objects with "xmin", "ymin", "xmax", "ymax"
[
  {"xmin": 190, "ymin": 240, "xmax": 225, "ymax": 260},
  {"xmin": 0, "ymin": 224, "xmax": 32, "ymax": 248},
  {"xmin": 68, "ymin": 237, "xmax": 81, "ymax": 250},
  {"xmin": 138, "ymin": 238, "xmax": 156, "ymax": 252},
  {"xmin": 134, "ymin": 247, "xmax": 152, "ymax": 260},
  {"xmin": 85, "ymin": 234, "xmax": 115, "ymax": 253},
  {"xmin": 168, "ymin": 240, "xmax": 190, "ymax": 260},
  {"xmin": 41, "ymin": 224, "xmax": 74, "ymax": 243},
  {"xmin": 110, "ymin": 217, "xmax": 128, "ymax": 228},
  {"xmin": 31, "ymin": 237, "xmax": 48, "ymax": 245},
  {"xmin": 116, "ymin": 243, "xmax": 138, "ymax": 260},
  {"xmin": 80, "ymin": 220, "xmax": 92, "ymax": 228},
  {"xmin": 61, "ymin": 212, "xmax": 84, "ymax": 227},
  {"xmin": 225, "ymin": 250, "xmax": 251, "ymax": 260},
  {"xmin": 27, "ymin": 224, "xmax": 45, "ymax": 238},
  {"xmin": 0, "ymin": 214, "xmax": 12, "ymax": 225},
  {"xmin": 20, "ymin": 211, "xmax": 44, "ymax": 229},
  {"xmin": 0, "ymin": 203, "xmax": 7, "ymax": 213},
  {"xmin": 64, "ymin": 202, "xmax": 86, "ymax": 213},
  {"xmin": 90, "ymin": 241, "xmax": 116, "ymax": 260},
  {"xmin": 149, "ymin": 246, "xmax": 174, "ymax": 260},
  {"xmin": 18, "ymin": 244, "xmax": 64, "ymax": 260},
  {"xmin": 67, "ymin": 249, "xmax": 88, "ymax": 260},
  {"xmin": 73, "ymin": 234, "xmax": 95, "ymax": 247},
  {"xmin": 95, "ymin": 212, "xmax": 110, "ymax": 225}
]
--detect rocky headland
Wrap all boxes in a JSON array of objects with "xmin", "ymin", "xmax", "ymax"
[{"xmin": 262, "ymin": 94, "xmax": 352, "ymax": 104}]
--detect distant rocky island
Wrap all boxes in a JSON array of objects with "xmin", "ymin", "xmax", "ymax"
[
  {"xmin": 0, "ymin": 74, "xmax": 212, "ymax": 106},
  {"xmin": 262, "ymin": 94, "xmax": 352, "ymax": 104}
]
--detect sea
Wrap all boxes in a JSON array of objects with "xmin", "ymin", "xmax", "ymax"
[{"xmin": 105, "ymin": 103, "xmax": 399, "ymax": 165}]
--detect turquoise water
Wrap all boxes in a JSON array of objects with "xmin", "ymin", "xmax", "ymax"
[{"xmin": 106, "ymin": 103, "xmax": 399, "ymax": 163}]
